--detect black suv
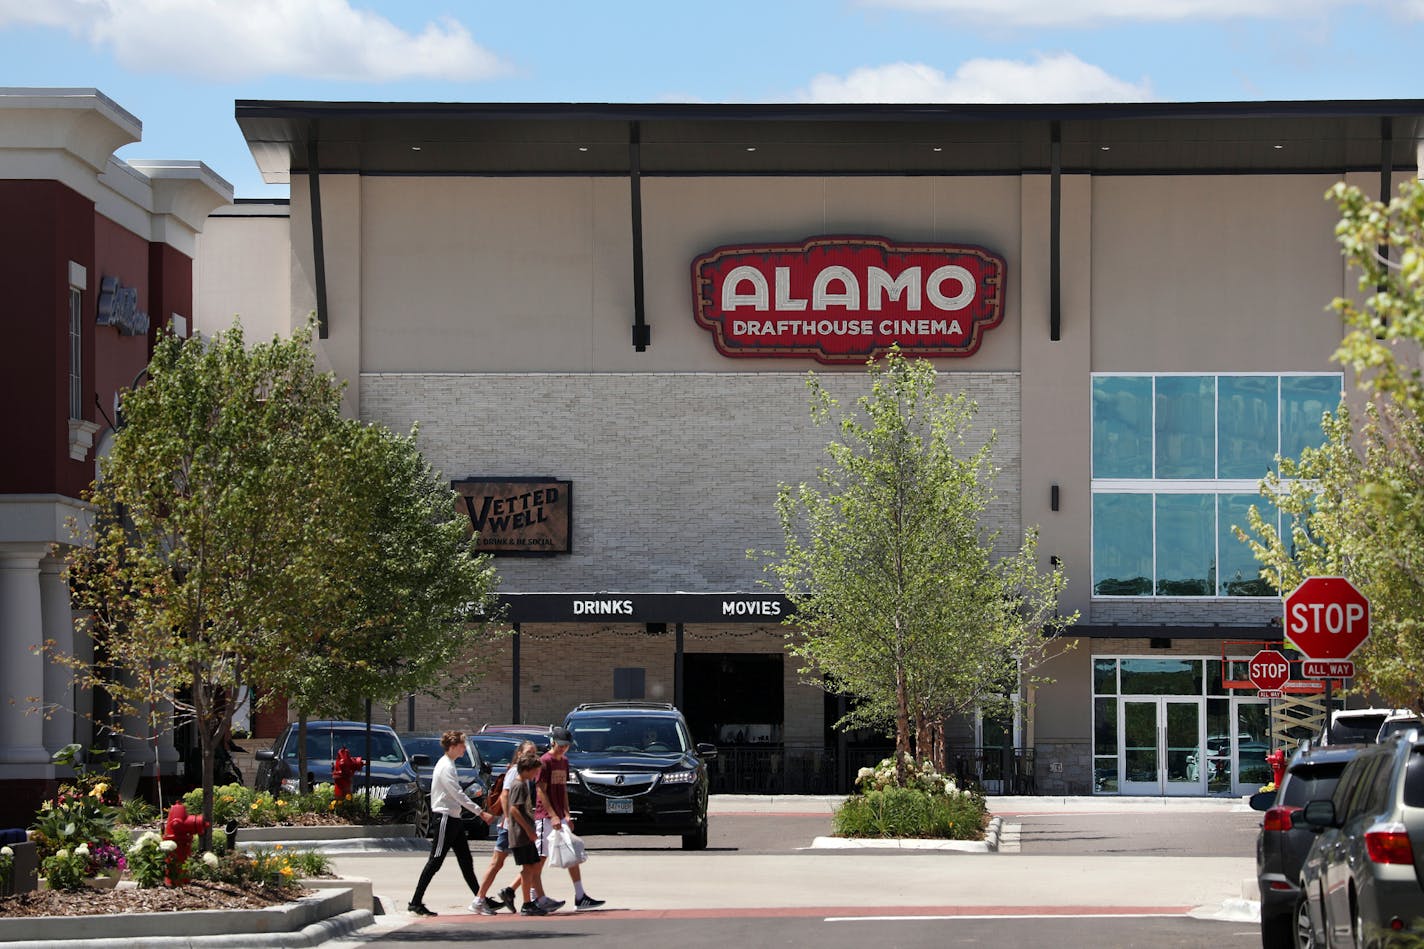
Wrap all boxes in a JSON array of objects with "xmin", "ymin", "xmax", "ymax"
[
  {"xmin": 254, "ymin": 721, "xmax": 430, "ymax": 835},
  {"xmin": 1250, "ymin": 740, "xmax": 1366, "ymax": 949},
  {"xmin": 562, "ymin": 702, "xmax": 716, "ymax": 850}
]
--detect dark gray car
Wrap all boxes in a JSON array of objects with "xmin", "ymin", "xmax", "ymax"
[
  {"xmin": 1296, "ymin": 732, "xmax": 1424, "ymax": 947},
  {"xmin": 1251, "ymin": 742, "xmax": 1364, "ymax": 948}
]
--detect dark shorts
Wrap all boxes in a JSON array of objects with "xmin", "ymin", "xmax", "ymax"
[{"xmin": 511, "ymin": 843, "xmax": 539, "ymax": 866}]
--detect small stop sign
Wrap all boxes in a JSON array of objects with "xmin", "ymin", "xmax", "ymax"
[
  {"xmin": 1283, "ymin": 576, "xmax": 1370, "ymax": 661},
  {"xmin": 1248, "ymin": 649, "xmax": 1291, "ymax": 692}
]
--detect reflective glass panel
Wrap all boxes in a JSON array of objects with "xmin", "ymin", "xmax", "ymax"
[
  {"xmin": 1094, "ymin": 757, "xmax": 1119, "ymax": 793},
  {"xmin": 1155, "ymin": 493, "xmax": 1213, "ymax": 596},
  {"xmin": 1093, "ymin": 494, "xmax": 1153, "ymax": 596},
  {"xmin": 1217, "ymin": 494, "xmax": 1275, "ymax": 596},
  {"xmin": 1094, "ymin": 697, "xmax": 1118, "ymax": 757},
  {"xmin": 1093, "ymin": 376, "xmax": 1153, "ymax": 478},
  {"xmin": 1119, "ymin": 658, "xmax": 1203, "ymax": 696},
  {"xmin": 1155, "ymin": 376, "xmax": 1215, "ymax": 479},
  {"xmin": 1280, "ymin": 375, "xmax": 1342, "ymax": 468},
  {"xmin": 1218, "ymin": 376, "xmax": 1278, "ymax": 478},
  {"xmin": 1123, "ymin": 701, "xmax": 1159, "ymax": 782},
  {"xmin": 1206, "ymin": 698, "xmax": 1232, "ymax": 793},
  {"xmin": 1237, "ymin": 703, "xmax": 1272, "ymax": 788},
  {"xmin": 1094, "ymin": 659, "xmax": 1118, "ymax": 695},
  {"xmin": 1165, "ymin": 701, "xmax": 1201, "ymax": 785}
]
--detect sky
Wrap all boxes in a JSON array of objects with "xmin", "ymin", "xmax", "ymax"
[{"xmin": 2, "ymin": 0, "xmax": 1423, "ymax": 198}]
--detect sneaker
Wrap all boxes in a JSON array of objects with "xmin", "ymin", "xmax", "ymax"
[
  {"xmin": 574, "ymin": 894, "xmax": 605, "ymax": 911},
  {"xmin": 471, "ymin": 897, "xmax": 500, "ymax": 915},
  {"xmin": 536, "ymin": 895, "xmax": 566, "ymax": 911},
  {"xmin": 520, "ymin": 901, "xmax": 548, "ymax": 916},
  {"xmin": 499, "ymin": 887, "xmax": 517, "ymax": 913},
  {"xmin": 407, "ymin": 903, "xmax": 438, "ymax": 917}
]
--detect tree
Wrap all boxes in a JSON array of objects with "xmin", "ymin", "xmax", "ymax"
[
  {"xmin": 65, "ymin": 323, "xmax": 501, "ymax": 837},
  {"xmin": 1241, "ymin": 180, "xmax": 1424, "ymax": 709},
  {"xmin": 257, "ymin": 416, "xmax": 503, "ymax": 792},
  {"xmin": 765, "ymin": 348, "xmax": 1076, "ymax": 784}
]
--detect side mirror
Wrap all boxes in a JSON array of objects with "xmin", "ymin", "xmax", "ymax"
[
  {"xmin": 1301, "ymin": 799, "xmax": 1338, "ymax": 830},
  {"xmin": 255, "ymin": 749, "xmax": 276, "ymax": 761},
  {"xmin": 696, "ymin": 743, "xmax": 718, "ymax": 760},
  {"xmin": 1248, "ymin": 790, "xmax": 1277, "ymax": 812},
  {"xmin": 410, "ymin": 754, "xmax": 432, "ymax": 768}
]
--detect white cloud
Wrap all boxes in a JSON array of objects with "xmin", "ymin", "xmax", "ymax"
[
  {"xmin": 800, "ymin": 54, "xmax": 1153, "ymax": 103},
  {"xmin": 0, "ymin": 0, "xmax": 508, "ymax": 82},
  {"xmin": 862, "ymin": 0, "xmax": 1333, "ymax": 27}
]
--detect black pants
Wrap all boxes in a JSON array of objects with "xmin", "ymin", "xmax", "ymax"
[{"xmin": 411, "ymin": 814, "xmax": 480, "ymax": 905}]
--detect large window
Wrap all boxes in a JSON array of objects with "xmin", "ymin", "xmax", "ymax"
[
  {"xmin": 1091, "ymin": 373, "xmax": 1341, "ymax": 598},
  {"xmin": 68, "ymin": 286, "xmax": 83, "ymax": 420}
]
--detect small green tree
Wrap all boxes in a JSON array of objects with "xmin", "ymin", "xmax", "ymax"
[
  {"xmin": 765, "ymin": 349, "xmax": 1076, "ymax": 784},
  {"xmin": 66, "ymin": 324, "xmax": 346, "ymax": 835},
  {"xmin": 1242, "ymin": 180, "xmax": 1424, "ymax": 709}
]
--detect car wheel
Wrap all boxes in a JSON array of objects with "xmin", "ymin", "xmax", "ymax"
[
  {"xmin": 1352, "ymin": 894, "xmax": 1370, "ymax": 949},
  {"xmin": 1261, "ymin": 908, "xmax": 1293, "ymax": 949},
  {"xmin": 681, "ymin": 821, "xmax": 708, "ymax": 851},
  {"xmin": 413, "ymin": 793, "xmax": 432, "ymax": 838},
  {"xmin": 1295, "ymin": 893, "xmax": 1319, "ymax": 949}
]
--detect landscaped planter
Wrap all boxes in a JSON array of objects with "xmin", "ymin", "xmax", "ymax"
[{"xmin": 0, "ymin": 886, "xmax": 368, "ymax": 945}]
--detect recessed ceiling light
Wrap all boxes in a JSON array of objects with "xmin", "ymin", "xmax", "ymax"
[
  {"xmin": 932, "ymin": 146, "xmax": 943, "ymax": 152},
  {"xmin": 746, "ymin": 146, "xmax": 757, "ymax": 152},
  {"xmin": 1274, "ymin": 144, "xmax": 1285, "ymax": 149},
  {"xmin": 411, "ymin": 145, "xmax": 422, "ymax": 151},
  {"xmin": 1100, "ymin": 145, "xmax": 1111, "ymax": 151},
  {"xmin": 578, "ymin": 146, "xmax": 589, "ymax": 152}
]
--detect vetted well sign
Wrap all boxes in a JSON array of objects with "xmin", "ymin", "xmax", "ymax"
[{"xmin": 691, "ymin": 236, "xmax": 1006, "ymax": 364}]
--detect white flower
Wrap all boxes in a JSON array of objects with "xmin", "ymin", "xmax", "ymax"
[
  {"xmin": 138, "ymin": 831, "xmax": 160, "ymax": 846},
  {"xmin": 159, "ymin": 840, "xmax": 177, "ymax": 852},
  {"xmin": 1, "ymin": 846, "xmax": 12, "ymax": 857},
  {"xmin": 55, "ymin": 848, "xmax": 69, "ymax": 860},
  {"xmin": 74, "ymin": 844, "xmax": 90, "ymax": 857},
  {"xmin": 202, "ymin": 851, "xmax": 219, "ymax": 868}
]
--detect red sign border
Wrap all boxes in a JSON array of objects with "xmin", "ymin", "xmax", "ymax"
[{"xmin": 690, "ymin": 235, "xmax": 1007, "ymax": 365}]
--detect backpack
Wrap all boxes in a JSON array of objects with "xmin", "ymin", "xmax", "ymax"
[{"xmin": 484, "ymin": 771, "xmax": 505, "ymax": 817}]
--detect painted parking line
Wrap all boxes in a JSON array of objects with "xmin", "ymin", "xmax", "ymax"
[{"xmin": 437, "ymin": 904, "xmax": 1195, "ymax": 922}]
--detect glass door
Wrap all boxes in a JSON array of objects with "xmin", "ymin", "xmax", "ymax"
[{"xmin": 1119, "ymin": 697, "xmax": 1206, "ymax": 795}]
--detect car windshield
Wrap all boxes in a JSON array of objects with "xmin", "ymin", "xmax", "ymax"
[
  {"xmin": 285, "ymin": 729, "xmax": 406, "ymax": 764},
  {"xmin": 469, "ymin": 737, "xmax": 523, "ymax": 769},
  {"xmin": 568, "ymin": 716, "xmax": 687, "ymax": 754},
  {"xmin": 400, "ymin": 736, "xmax": 446, "ymax": 764},
  {"xmin": 1330, "ymin": 715, "xmax": 1389, "ymax": 744},
  {"xmin": 1380, "ymin": 719, "xmax": 1423, "ymax": 741},
  {"xmin": 1281, "ymin": 761, "xmax": 1350, "ymax": 807}
]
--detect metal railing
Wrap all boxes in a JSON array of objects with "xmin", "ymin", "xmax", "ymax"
[{"xmin": 707, "ymin": 744, "xmax": 1038, "ymax": 795}]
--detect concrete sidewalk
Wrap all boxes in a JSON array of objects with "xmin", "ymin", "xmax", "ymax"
[{"xmin": 710, "ymin": 793, "xmax": 1252, "ymax": 814}]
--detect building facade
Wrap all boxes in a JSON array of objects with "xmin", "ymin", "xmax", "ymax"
[
  {"xmin": 195, "ymin": 99, "xmax": 1422, "ymax": 795},
  {"xmin": 0, "ymin": 89, "xmax": 230, "ymax": 825}
]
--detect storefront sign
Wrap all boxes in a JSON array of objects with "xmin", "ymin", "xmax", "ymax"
[
  {"xmin": 497, "ymin": 592, "xmax": 793, "ymax": 624},
  {"xmin": 453, "ymin": 478, "xmax": 571, "ymax": 556},
  {"xmin": 95, "ymin": 276, "xmax": 150, "ymax": 336},
  {"xmin": 691, "ymin": 236, "xmax": 1006, "ymax": 364}
]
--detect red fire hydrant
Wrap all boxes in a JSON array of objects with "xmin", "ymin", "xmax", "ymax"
[
  {"xmin": 332, "ymin": 747, "xmax": 364, "ymax": 800},
  {"xmin": 1267, "ymin": 748, "xmax": 1287, "ymax": 788},
  {"xmin": 162, "ymin": 803, "xmax": 210, "ymax": 886}
]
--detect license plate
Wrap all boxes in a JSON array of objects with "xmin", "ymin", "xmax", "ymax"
[{"xmin": 605, "ymin": 798, "xmax": 633, "ymax": 814}]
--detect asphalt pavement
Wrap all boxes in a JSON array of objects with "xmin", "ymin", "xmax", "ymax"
[{"xmin": 317, "ymin": 794, "xmax": 1261, "ymax": 948}]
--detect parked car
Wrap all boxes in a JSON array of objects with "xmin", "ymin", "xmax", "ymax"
[
  {"xmin": 1250, "ymin": 741, "xmax": 1367, "ymax": 949},
  {"xmin": 398, "ymin": 731, "xmax": 489, "ymax": 838},
  {"xmin": 561, "ymin": 702, "xmax": 716, "ymax": 850},
  {"xmin": 1320, "ymin": 708, "xmax": 1411, "ymax": 746},
  {"xmin": 468, "ymin": 733, "xmax": 533, "ymax": 777},
  {"xmin": 1295, "ymin": 732, "xmax": 1424, "ymax": 947},
  {"xmin": 253, "ymin": 721, "xmax": 430, "ymax": 836},
  {"xmin": 1377, "ymin": 712, "xmax": 1424, "ymax": 744}
]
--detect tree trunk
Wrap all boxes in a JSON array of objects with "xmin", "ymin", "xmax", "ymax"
[
  {"xmin": 894, "ymin": 663, "xmax": 911, "ymax": 786},
  {"xmin": 914, "ymin": 709, "xmax": 931, "ymax": 765},
  {"xmin": 932, "ymin": 719, "xmax": 947, "ymax": 774}
]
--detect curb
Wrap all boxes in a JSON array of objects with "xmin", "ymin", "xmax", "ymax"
[
  {"xmin": 0, "ymin": 887, "xmax": 367, "ymax": 947},
  {"xmin": 808, "ymin": 817, "xmax": 1002, "ymax": 853}
]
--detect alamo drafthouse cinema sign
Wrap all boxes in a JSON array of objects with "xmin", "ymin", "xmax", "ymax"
[
  {"xmin": 453, "ymin": 477, "xmax": 572, "ymax": 556},
  {"xmin": 692, "ymin": 236, "xmax": 1006, "ymax": 363}
]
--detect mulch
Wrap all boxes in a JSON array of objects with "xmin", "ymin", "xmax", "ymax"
[{"xmin": 0, "ymin": 881, "xmax": 308, "ymax": 918}]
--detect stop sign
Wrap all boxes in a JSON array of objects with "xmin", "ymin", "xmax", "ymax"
[
  {"xmin": 1248, "ymin": 649, "xmax": 1291, "ymax": 692},
  {"xmin": 1283, "ymin": 576, "xmax": 1370, "ymax": 661}
]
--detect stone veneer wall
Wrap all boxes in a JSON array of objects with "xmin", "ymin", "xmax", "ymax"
[
  {"xmin": 1090, "ymin": 596, "xmax": 1280, "ymax": 626},
  {"xmin": 361, "ymin": 371, "xmax": 1022, "ymax": 593}
]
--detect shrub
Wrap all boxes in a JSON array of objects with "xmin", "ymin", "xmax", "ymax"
[
  {"xmin": 29, "ymin": 782, "xmax": 121, "ymax": 860},
  {"xmin": 41, "ymin": 846, "xmax": 91, "ymax": 891},
  {"xmin": 0, "ymin": 845, "xmax": 13, "ymax": 893},
  {"xmin": 833, "ymin": 786, "xmax": 988, "ymax": 840},
  {"xmin": 127, "ymin": 831, "xmax": 179, "ymax": 888},
  {"xmin": 189, "ymin": 847, "xmax": 302, "ymax": 890},
  {"xmin": 117, "ymin": 797, "xmax": 159, "ymax": 827}
]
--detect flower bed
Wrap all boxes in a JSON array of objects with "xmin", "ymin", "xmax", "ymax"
[{"xmin": 832, "ymin": 757, "xmax": 990, "ymax": 840}]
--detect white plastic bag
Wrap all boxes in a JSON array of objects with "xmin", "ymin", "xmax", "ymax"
[{"xmin": 548, "ymin": 825, "xmax": 587, "ymax": 868}]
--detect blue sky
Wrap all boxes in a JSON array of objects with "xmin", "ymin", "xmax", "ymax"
[{"xmin": 3, "ymin": 0, "xmax": 1422, "ymax": 198}]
